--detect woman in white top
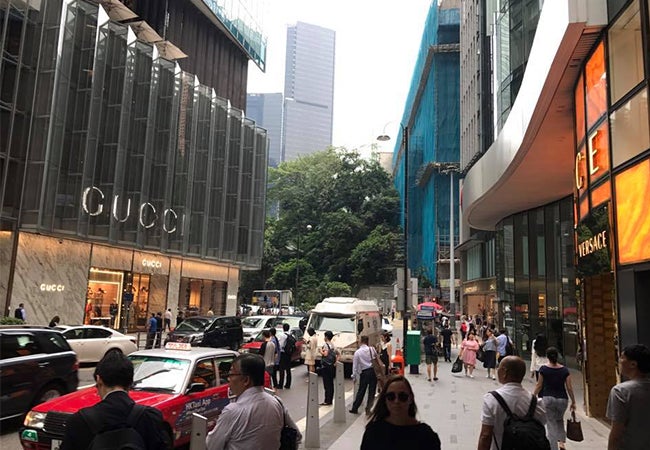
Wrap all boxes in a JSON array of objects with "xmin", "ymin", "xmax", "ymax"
[
  {"xmin": 304, "ymin": 327, "xmax": 318, "ymax": 373},
  {"xmin": 530, "ymin": 334, "xmax": 549, "ymax": 381}
]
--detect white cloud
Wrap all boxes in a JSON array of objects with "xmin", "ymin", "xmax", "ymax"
[{"xmin": 247, "ymin": 0, "xmax": 432, "ymax": 155}]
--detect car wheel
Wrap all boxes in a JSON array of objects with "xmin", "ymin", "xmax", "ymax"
[
  {"xmin": 34, "ymin": 383, "xmax": 65, "ymax": 405},
  {"xmin": 104, "ymin": 348, "xmax": 123, "ymax": 358}
]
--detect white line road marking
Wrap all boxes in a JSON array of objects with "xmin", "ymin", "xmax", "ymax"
[{"xmin": 293, "ymin": 389, "xmax": 355, "ymax": 432}]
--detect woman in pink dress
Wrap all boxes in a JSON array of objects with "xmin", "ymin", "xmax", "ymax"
[{"xmin": 459, "ymin": 331, "xmax": 480, "ymax": 377}]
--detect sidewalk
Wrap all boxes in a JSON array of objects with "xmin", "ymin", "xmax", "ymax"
[{"xmin": 314, "ymin": 327, "xmax": 610, "ymax": 449}]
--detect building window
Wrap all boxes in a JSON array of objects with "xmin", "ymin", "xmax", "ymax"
[
  {"xmin": 610, "ymin": 89, "xmax": 650, "ymax": 167},
  {"xmin": 614, "ymin": 158, "xmax": 650, "ymax": 264},
  {"xmin": 608, "ymin": 0, "xmax": 644, "ymax": 104},
  {"xmin": 585, "ymin": 42, "xmax": 608, "ymax": 129}
]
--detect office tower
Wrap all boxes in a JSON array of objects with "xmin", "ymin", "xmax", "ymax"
[
  {"xmin": 283, "ymin": 22, "xmax": 335, "ymax": 161},
  {"xmin": 247, "ymin": 93, "xmax": 284, "ymax": 167}
]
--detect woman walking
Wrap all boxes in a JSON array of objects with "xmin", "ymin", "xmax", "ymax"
[
  {"xmin": 379, "ymin": 332, "xmax": 393, "ymax": 375},
  {"xmin": 533, "ymin": 347, "xmax": 576, "ymax": 450},
  {"xmin": 482, "ymin": 328, "xmax": 498, "ymax": 379},
  {"xmin": 304, "ymin": 327, "xmax": 318, "ymax": 374},
  {"xmin": 531, "ymin": 333, "xmax": 549, "ymax": 381},
  {"xmin": 459, "ymin": 331, "xmax": 480, "ymax": 377},
  {"xmin": 361, "ymin": 375, "xmax": 441, "ymax": 450}
]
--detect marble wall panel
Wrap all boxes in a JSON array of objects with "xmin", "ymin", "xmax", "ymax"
[
  {"xmin": 167, "ymin": 258, "xmax": 182, "ymax": 318},
  {"xmin": 0, "ymin": 231, "xmax": 14, "ymax": 313},
  {"xmin": 181, "ymin": 259, "xmax": 229, "ymax": 281},
  {"xmin": 148, "ymin": 274, "xmax": 169, "ymax": 316},
  {"xmin": 133, "ymin": 251, "xmax": 170, "ymax": 276},
  {"xmin": 90, "ymin": 245, "xmax": 133, "ymax": 271},
  {"xmin": 12, "ymin": 233, "xmax": 91, "ymax": 326},
  {"xmin": 226, "ymin": 267, "xmax": 239, "ymax": 315}
]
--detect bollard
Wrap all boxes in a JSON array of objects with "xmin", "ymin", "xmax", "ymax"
[
  {"xmin": 304, "ymin": 372, "xmax": 320, "ymax": 448},
  {"xmin": 333, "ymin": 361, "xmax": 346, "ymax": 423},
  {"xmin": 189, "ymin": 413, "xmax": 207, "ymax": 450}
]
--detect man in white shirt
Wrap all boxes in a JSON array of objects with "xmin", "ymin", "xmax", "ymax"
[
  {"xmin": 477, "ymin": 356, "xmax": 546, "ymax": 450},
  {"xmin": 349, "ymin": 335, "xmax": 377, "ymax": 415},
  {"xmin": 206, "ymin": 354, "xmax": 300, "ymax": 450}
]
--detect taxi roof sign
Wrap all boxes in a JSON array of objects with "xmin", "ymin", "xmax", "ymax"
[{"xmin": 165, "ymin": 342, "xmax": 192, "ymax": 351}]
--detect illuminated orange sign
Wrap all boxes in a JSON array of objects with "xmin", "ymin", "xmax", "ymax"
[{"xmin": 615, "ymin": 159, "xmax": 650, "ymax": 264}]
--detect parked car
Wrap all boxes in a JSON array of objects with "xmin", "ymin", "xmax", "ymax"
[
  {"xmin": 239, "ymin": 327, "xmax": 305, "ymax": 363},
  {"xmin": 166, "ymin": 316, "xmax": 243, "ymax": 350},
  {"xmin": 54, "ymin": 325, "xmax": 137, "ymax": 363},
  {"xmin": 382, "ymin": 317, "xmax": 394, "ymax": 334},
  {"xmin": 241, "ymin": 315, "xmax": 284, "ymax": 342},
  {"xmin": 19, "ymin": 344, "xmax": 263, "ymax": 449},
  {"xmin": 0, "ymin": 327, "xmax": 79, "ymax": 423}
]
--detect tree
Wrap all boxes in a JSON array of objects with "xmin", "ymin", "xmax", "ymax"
[{"xmin": 241, "ymin": 147, "xmax": 402, "ymax": 306}]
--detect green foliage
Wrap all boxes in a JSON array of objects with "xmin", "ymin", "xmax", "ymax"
[
  {"xmin": 242, "ymin": 147, "xmax": 402, "ymax": 306},
  {"xmin": 0, "ymin": 316, "xmax": 25, "ymax": 325}
]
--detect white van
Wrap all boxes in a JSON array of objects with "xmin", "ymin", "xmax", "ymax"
[{"xmin": 303, "ymin": 297, "xmax": 381, "ymax": 377}]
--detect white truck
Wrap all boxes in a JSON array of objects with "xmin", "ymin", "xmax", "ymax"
[{"xmin": 302, "ymin": 297, "xmax": 382, "ymax": 377}]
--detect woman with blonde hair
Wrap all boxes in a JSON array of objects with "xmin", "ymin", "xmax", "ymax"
[
  {"xmin": 361, "ymin": 375, "xmax": 440, "ymax": 450},
  {"xmin": 304, "ymin": 327, "xmax": 318, "ymax": 374}
]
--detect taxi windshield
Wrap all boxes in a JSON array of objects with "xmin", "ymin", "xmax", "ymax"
[{"xmin": 130, "ymin": 356, "xmax": 190, "ymax": 394}]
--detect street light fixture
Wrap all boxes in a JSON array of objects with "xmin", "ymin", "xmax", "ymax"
[
  {"xmin": 377, "ymin": 124, "xmax": 409, "ymax": 364},
  {"xmin": 431, "ymin": 162, "xmax": 460, "ymax": 324}
]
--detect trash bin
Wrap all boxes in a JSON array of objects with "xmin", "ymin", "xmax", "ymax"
[{"xmin": 406, "ymin": 330, "xmax": 421, "ymax": 366}]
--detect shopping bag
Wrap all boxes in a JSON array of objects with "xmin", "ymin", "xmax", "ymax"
[
  {"xmin": 451, "ymin": 356, "xmax": 463, "ymax": 373},
  {"xmin": 566, "ymin": 411, "xmax": 584, "ymax": 442}
]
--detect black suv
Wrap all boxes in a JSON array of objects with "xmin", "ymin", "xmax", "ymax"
[
  {"xmin": 0, "ymin": 327, "xmax": 79, "ymax": 422},
  {"xmin": 166, "ymin": 316, "xmax": 243, "ymax": 350}
]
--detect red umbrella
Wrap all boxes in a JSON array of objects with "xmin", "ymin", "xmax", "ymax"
[{"xmin": 418, "ymin": 301, "xmax": 444, "ymax": 310}]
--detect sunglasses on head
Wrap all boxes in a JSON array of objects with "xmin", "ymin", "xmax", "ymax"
[{"xmin": 385, "ymin": 391, "xmax": 410, "ymax": 402}]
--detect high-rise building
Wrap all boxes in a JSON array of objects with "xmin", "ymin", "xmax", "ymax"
[
  {"xmin": 246, "ymin": 93, "xmax": 284, "ymax": 167},
  {"xmin": 283, "ymin": 22, "xmax": 335, "ymax": 161}
]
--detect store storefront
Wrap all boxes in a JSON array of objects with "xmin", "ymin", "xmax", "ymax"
[
  {"xmin": 572, "ymin": 0, "xmax": 650, "ymax": 418},
  {"xmin": 462, "ymin": 278, "xmax": 496, "ymax": 320}
]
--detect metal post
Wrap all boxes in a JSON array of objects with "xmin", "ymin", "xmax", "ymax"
[
  {"xmin": 189, "ymin": 413, "xmax": 207, "ymax": 450},
  {"xmin": 333, "ymin": 361, "xmax": 346, "ymax": 423},
  {"xmin": 449, "ymin": 170, "xmax": 455, "ymax": 323},
  {"xmin": 304, "ymin": 372, "xmax": 320, "ymax": 447},
  {"xmin": 402, "ymin": 125, "xmax": 409, "ymax": 364},
  {"xmin": 295, "ymin": 230, "xmax": 300, "ymax": 310}
]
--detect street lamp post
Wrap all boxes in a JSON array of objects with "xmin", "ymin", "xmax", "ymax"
[
  {"xmin": 432, "ymin": 162, "xmax": 460, "ymax": 324},
  {"xmin": 295, "ymin": 224, "xmax": 312, "ymax": 311},
  {"xmin": 377, "ymin": 125, "xmax": 409, "ymax": 363}
]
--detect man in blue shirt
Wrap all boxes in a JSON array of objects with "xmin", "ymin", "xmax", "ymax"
[
  {"xmin": 496, "ymin": 329, "xmax": 510, "ymax": 363},
  {"xmin": 349, "ymin": 336, "xmax": 377, "ymax": 415},
  {"xmin": 145, "ymin": 313, "xmax": 157, "ymax": 349}
]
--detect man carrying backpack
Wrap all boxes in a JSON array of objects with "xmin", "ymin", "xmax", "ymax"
[
  {"xmin": 61, "ymin": 351, "xmax": 171, "ymax": 450},
  {"xmin": 278, "ymin": 323, "xmax": 295, "ymax": 389},
  {"xmin": 477, "ymin": 356, "xmax": 548, "ymax": 450}
]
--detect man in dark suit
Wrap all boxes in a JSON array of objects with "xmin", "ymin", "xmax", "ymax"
[{"xmin": 60, "ymin": 351, "xmax": 170, "ymax": 450}]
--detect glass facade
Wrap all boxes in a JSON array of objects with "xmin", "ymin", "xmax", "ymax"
[
  {"xmin": 495, "ymin": 197, "xmax": 577, "ymax": 364},
  {"xmin": 0, "ymin": 0, "xmax": 267, "ymax": 269}
]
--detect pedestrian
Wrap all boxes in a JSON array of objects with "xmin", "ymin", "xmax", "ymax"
[
  {"xmin": 319, "ymin": 330, "xmax": 337, "ymax": 406},
  {"xmin": 379, "ymin": 332, "xmax": 393, "ymax": 375},
  {"xmin": 496, "ymin": 329, "xmax": 510, "ymax": 363},
  {"xmin": 349, "ymin": 335, "xmax": 378, "ymax": 415},
  {"xmin": 361, "ymin": 375, "xmax": 441, "ymax": 450},
  {"xmin": 277, "ymin": 323, "xmax": 292, "ymax": 389},
  {"xmin": 60, "ymin": 351, "xmax": 170, "ymax": 450},
  {"xmin": 440, "ymin": 324, "xmax": 453, "ymax": 362},
  {"xmin": 205, "ymin": 354, "xmax": 301, "ymax": 449},
  {"xmin": 531, "ymin": 334, "xmax": 549, "ymax": 381},
  {"xmin": 606, "ymin": 344, "xmax": 650, "ymax": 450},
  {"xmin": 483, "ymin": 328, "xmax": 498, "ymax": 380},
  {"xmin": 423, "ymin": 328, "xmax": 439, "ymax": 382},
  {"xmin": 14, "ymin": 303, "xmax": 26, "ymax": 321},
  {"xmin": 154, "ymin": 312, "xmax": 163, "ymax": 348},
  {"xmin": 460, "ymin": 331, "xmax": 480, "ymax": 377},
  {"xmin": 176, "ymin": 309, "xmax": 184, "ymax": 327},
  {"xmin": 460, "ymin": 318, "xmax": 468, "ymax": 340},
  {"xmin": 269, "ymin": 327, "xmax": 281, "ymax": 389},
  {"xmin": 533, "ymin": 346, "xmax": 576, "ymax": 450},
  {"xmin": 145, "ymin": 313, "xmax": 157, "ymax": 349},
  {"xmin": 259, "ymin": 330, "xmax": 276, "ymax": 388},
  {"xmin": 304, "ymin": 327, "xmax": 318, "ymax": 374},
  {"xmin": 164, "ymin": 308, "xmax": 172, "ymax": 331},
  {"xmin": 477, "ymin": 356, "xmax": 547, "ymax": 450},
  {"xmin": 49, "ymin": 315, "xmax": 60, "ymax": 328}
]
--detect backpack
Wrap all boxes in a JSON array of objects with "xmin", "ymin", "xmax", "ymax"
[
  {"xmin": 490, "ymin": 391, "xmax": 550, "ymax": 450},
  {"xmin": 80, "ymin": 404, "xmax": 148, "ymax": 450},
  {"xmin": 322, "ymin": 343, "xmax": 336, "ymax": 366},
  {"xmin": 505, "ymin": 338, "xmax": 515, "ymax": 356},
  {"xmin": 284, "ymin": 332, "xmax": 296, "ymax": 355}
]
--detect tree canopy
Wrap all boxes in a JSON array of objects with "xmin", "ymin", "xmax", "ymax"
[{"xmin": 239, "ymin": 147, "xmax": 402, "ymax": 310}]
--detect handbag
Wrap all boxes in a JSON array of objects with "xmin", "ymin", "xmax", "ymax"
[
  {"xmin": 566, "ymin": 410, "xmax": 584, "ymax": 442},
  {"xmin": 451, "ymin": 356, "xmax": 463, "ymax": 373},
  {"xmin": 476, "ymin": 344, "xmax": 485, "ymax": 362},
  {"xmin": 275, "ymin": 396, "xmax": 299, "ymax": 450},
  {"xmin": 370, "ymin": 347, "xmax": 387, "ymax": 388},
  {"xmin": 435, "ymin": 343, "xmax": 445, "ymax": 357}
]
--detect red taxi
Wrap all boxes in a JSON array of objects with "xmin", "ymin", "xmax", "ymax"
[
  {"xmin": 239, "ymin": 326, "xmax": 305, "ymax": 363},
  {"xmin": 19, "ymin": 343, "xmax": 262, "ymax": 449}
]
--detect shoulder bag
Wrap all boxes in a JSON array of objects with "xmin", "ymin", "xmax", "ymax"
[
  {"xmin": 566, "ymin": 411, "xmax": 584, "ymax": 442},
  {"xmin": 369, "ymin": 346, "xmax": 387, "ymax": 388}
]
